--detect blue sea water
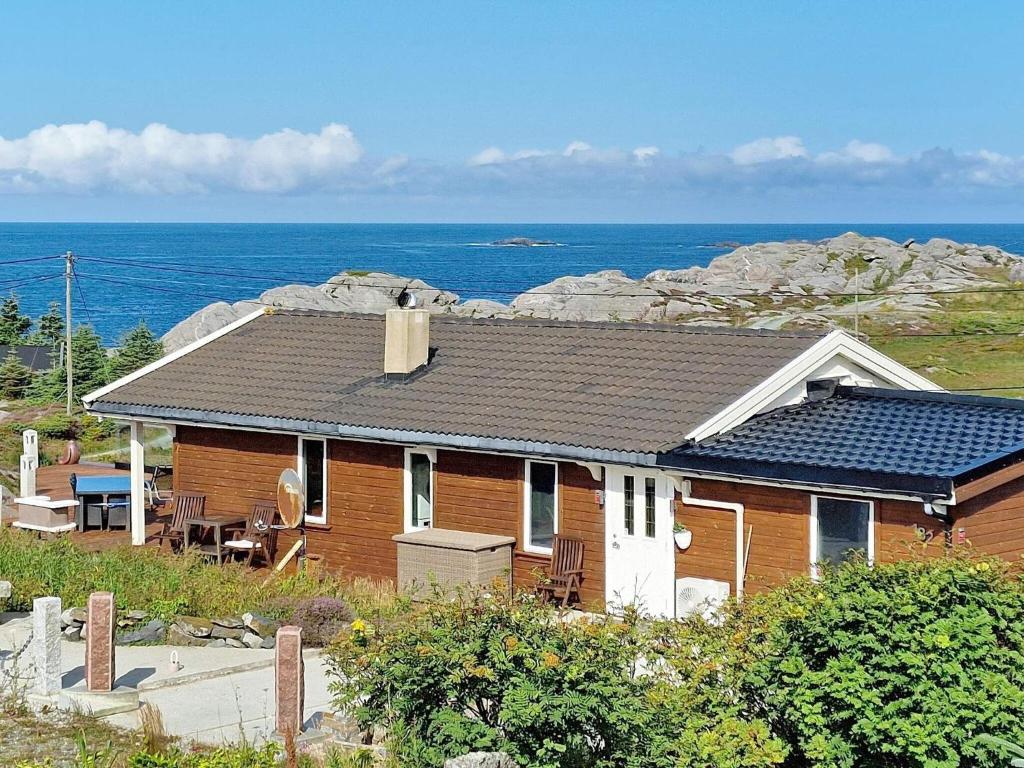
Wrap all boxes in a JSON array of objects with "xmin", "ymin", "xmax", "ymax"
[{"xmin": 2, "ymin": 223, "xmax": 1024, "ymax": 343}]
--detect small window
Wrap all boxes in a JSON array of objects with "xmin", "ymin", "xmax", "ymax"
[
  {"xmin": 644, "ymin": 477, "xmax": 656, "ymax": 538},
  {"xmin": 812, "ymin": 496, "xmax": 873, "ymax": 572},
  {"xmin": 298, "ymin": 438, "xmax": 327, "ymax": 524},
  {"xmin": 525, "ymin": 461, "xmax": 558, "ymax": 553},
  {"xmin": 405, "ymin": 450, "xmax": 433, "ymax": 531},
  {"xmin": 623, "ymin": 475, "xmax": 635, "ymax": 535}
]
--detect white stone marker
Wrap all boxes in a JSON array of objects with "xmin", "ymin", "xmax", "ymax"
[
  {"xmin": 23, "ymin": 430, "xmax": 39, "ymax": 462},
  {"xmin": 20, "ymin": 455, "xmax": 38, "ymax": 499},
  {"xmin": 33, "ymin": 596, "xmax": 62, "ymax": 697}
]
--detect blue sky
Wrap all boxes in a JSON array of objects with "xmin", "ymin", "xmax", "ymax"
[{"xmin": 2, "ymin": 0, "xmax": 1023, "ymax": 222}]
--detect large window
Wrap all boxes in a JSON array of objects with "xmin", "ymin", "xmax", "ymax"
[
  {"xmin": 811, "ymin": 495, "xmax": 874, "ymax": 573},
  {"xmin": 298, "ymin": 438, "xmax": 327, "ymax": 524},
  {"xmin": 525, "ymin": 460, "xmax": 558, "ymax": 553},
  {"xmin": 405, "ymin": 449, "xmax": 434, "ymax": 531}
]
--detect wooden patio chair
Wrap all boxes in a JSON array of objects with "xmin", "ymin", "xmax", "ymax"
[
  {"xmin": 535, "ymin": 535, "xmax": 585, "ymax": 608},
  {"xmin": 223, "ymin": 500, "xmax": 279, "ymax": 567},
  {"xmin": 153, "ymin": 491, "xmax": 206, "ymax": 552}
]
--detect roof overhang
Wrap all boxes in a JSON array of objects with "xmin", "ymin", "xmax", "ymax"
[
  {"xmin": 684, "ymin": 329, "xmax": 941, "ymax": 442},
  {"xmin": 656, "ymin": 451, "xmax": 955, "ymax": 501},
  {"xmin": 87, "ymin": 400, "xmax": 661, "ymax": 467}
]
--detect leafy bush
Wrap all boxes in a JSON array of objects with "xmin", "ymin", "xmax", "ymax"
[
  {"xmin": 327, "ymin": 587, "xmax": 784, "ymax": 768},
  {"xmin": 717, "ymin": 554, "xmax": 1024, "ymax": 768},
  {"xmin": 288, "ymin": 596, "xmax": 355, "ymax": 646}
]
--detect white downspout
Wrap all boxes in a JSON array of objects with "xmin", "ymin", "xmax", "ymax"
[
  {"xmin": 129, "ymin": 420, "xmax": 147, "ymax": 546},
  {"xmin": 680, "ymin": 493, "xmax": 746, "ymax": 600}
]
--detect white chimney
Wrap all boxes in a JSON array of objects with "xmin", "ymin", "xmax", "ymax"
[{"xmin": 384, "ymin": 308, "xmax": 430, "ymax": 375}]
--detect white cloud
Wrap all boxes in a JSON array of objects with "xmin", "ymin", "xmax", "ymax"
[
  {"xmin": 0, "ymin": 121, "xmax": 363, "ymax": 193},
  {"xmin": 5, "ymin": 122, "xmax": 1024, "ymax": 212},
  {"xmin": 729, "ymin": 135, "xmax": 808, "ymax": 165},
  {"xmin": 818, "ymin": 139, "xmax": 895, "ymax": 164}
]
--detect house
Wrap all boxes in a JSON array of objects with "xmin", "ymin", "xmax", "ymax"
[
  {"xmin": 0, "ymin": 344, "xmax": 54, "ymax": 372},
  {"xmin": 83, "ymin": 307, "xmax": 1024, "ymax": 616}
]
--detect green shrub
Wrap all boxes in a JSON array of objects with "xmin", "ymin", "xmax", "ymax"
[
  {"xmin": 326, "ymin": 588, "xmax": 784, "ymax": 768},
  {"xmin": 718, "ymin": 555, "xmax": 1024, "ymax": 768}
]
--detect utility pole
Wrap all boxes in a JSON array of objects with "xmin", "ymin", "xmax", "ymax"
[
  {"xmin": 65, "ymin": 250, "xmax": 74, "ymax": 415},
  {"xmin": 854, "ymin": 267, "xmax": 860, "ymax": 337}
]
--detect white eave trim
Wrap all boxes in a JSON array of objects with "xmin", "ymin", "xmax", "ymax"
[
  {"xmin": 685, "ymin": 329, "xmax": 942, "ymax": 442},
  {"xmin": 82, "ymin": 308, "xmax": 268, "ymax": 405}
]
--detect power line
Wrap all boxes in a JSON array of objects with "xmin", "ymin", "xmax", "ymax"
[{"xmin": 0, "ymin": 254, "xmax": 66, "ymax": 266}]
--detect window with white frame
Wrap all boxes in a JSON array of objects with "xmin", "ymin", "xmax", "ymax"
[
  {"xmin": 298, "ymin": 437, "xmax": 327, "ymax": 524},
  {"xmin": 404, "ymin": 449, "xmax": 434, "ymax": 531},
  {"xmin": 525, "ymin": 460, "xmax": 558, "ymax": 553},
  {"xmin": 810, "ymin": 495, "xmax": 874, "ymax": 573}
]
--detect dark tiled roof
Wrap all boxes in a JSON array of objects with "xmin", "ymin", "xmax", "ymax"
[
  {"xmin": 88, "ymin": 310, "xmax": 823, "ymax": 459},
  {"xmin": 0, "ymin": 345, "xmax": 53, "ymax": 372},
  {"xmin": 664, "ymin": 386, "xmax": 1024, "ymax": 497}
]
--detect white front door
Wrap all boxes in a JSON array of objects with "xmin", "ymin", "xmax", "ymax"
[{"xmin": 605, "ymin": 469, "xmax": 676, "ymax": 618}]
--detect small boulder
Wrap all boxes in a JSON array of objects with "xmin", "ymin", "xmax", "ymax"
[
  {"xmin": 63, "ymin": 625, "xmax": 82, "ymax": 641},
  {"xmin": 175, "ymin": 616, "xmax": 214, "ymax": 638},
  {"xmin": 118, "ymin": 619, "xmax": 166, "ymax": 645},
  {"xmin": 168, "ymin": 624, "xmax": 207, "ymax": 647},
  {"xmin": 126, "ymin": 609, "xmax": 149, "ymax": 621},
  {"xmin": 444, "ymin": 753, "xmax": 518, "ymax": 768},
  {"xmin": 225, "ymin": 638, "xmax": 245, "ymax": 649},
  {"xmin": 210, "ymin": 625, "xmax": 245, "ymax": 640},
  {"xmin": 0, "ymin": 581, "xmax": 12, "ymax": 600},
  {"xmin": 205, "ymin": 638, "xmax": 228, "ymax": 649},
  {"xmin": 241, "ymin": 631, "xmax": 263, "ymax": 649},
  {"xmin": 243, "ymin": 613, "xmax": 280, "ymax": 637},
  {"xmin": 62, "ymin": 607, "xmax": 87, "ymax": 626},
  {"xmin": 212, "ymin": 616, "xmax": 245, "ymax": 629},
  {"xmin": 259, "ymin": 635, "xmax": 276, "ymax": 650}
]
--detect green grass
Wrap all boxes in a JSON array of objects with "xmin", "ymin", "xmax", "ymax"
[{"xmin": 0, "ymin": 529, "xmax": 407, "ymax": 626}]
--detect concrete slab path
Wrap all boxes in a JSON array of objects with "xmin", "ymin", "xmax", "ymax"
[{"xmin": 1, "ymin": 614, "xmax": 333, "ymax": 746}]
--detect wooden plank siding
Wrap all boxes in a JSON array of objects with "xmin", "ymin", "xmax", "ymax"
[
  {"xmin": 674, "ymin": 479, "xmax": 941, "ymax": 596},
  {"xmin": 172, "ymin": 427, "xmax": 604, "ymax": 600},
  {"xmin": 954, "ymin": 475, "xmax": 1024, "ymax": 561}
]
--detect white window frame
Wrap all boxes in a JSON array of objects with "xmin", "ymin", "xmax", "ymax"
[
  {"xmin": 524, "ymin": 460, "xmax": 559, "ymax": 555},
  {"xmin": 810, "ymin": 494, "xmax": 875, "ymax": 578},
  {"xmin": 403, "ymin": 447, "xmax": 436, "ymax": 533},
  {"xmin": 297, "ymin": 436, "xmax": 328, "ymax": 525}
]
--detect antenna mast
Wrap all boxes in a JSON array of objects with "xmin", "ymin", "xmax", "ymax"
[
  {"xmin": 854, "ymin": 267, "xmax": 860, "ymax": 337},
  {"xmin": 65, "ymin": 250, "xmax": 74, "ymax": 415}
]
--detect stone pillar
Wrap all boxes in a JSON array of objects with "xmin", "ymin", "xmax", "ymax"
[
  {"xmin": 275, "ymin": 625, "xmax": 304, "ymax": 736},
  {"xmin": 20, "ymin": 430, "xmax": 39, "ymax": 499},
  {"xmin": 85, "ymin": 592, "xmax": 116, "ymax": 692},
  {"xmin": 33, "ymin": 596, "xmax": 62, "ymax": 697},
  {"xmin": 20, "ymin": 455, "xmax": 37, "ymax": 499}
]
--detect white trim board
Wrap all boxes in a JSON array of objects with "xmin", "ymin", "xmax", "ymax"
[
  {"xmin": 685, "ymin": 329, "xmax": 941, "ymax": 442},
  {"xmin": 82, "ymin": 309, "xmax": 267, "ymax": 405}
]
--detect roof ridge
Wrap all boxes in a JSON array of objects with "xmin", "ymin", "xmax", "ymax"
[
  {"xmin": 840, "ymin": 385, "xmax": 1024, "ymax": 411},
  {"xmin": 267, "ymin": 308, "xmax": 826, "ymax": 338}
]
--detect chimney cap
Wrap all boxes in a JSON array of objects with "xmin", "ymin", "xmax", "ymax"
[{"xmin": 396, "ymin": 289, "xmax": 418, "ymax": 309}]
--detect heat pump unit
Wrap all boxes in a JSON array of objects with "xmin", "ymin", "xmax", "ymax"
[{"xmin": 675, "ymin": 577, "xmax": 730, "ymax": 620}]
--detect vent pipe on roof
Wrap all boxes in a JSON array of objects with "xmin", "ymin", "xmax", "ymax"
[{"xmin": 384, "ymin": 308, "xmax": 430, "ymax": 376}]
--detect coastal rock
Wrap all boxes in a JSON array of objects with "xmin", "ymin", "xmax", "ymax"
[
  {"xmin": 162, "ymin": 272, "xmax": 459, "ymax": 352},
  {"xmin": 162, "ymin": 233, "xmax": 1024, "ymax": 342},
  {"xmin": 444, "ymin": 753, "xmax": 518, "ymax": 768}
]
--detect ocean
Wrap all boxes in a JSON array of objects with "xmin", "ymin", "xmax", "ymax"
[{"xmin": 3, "ymin": 223, "xmax": 1024, "ymax": 343}]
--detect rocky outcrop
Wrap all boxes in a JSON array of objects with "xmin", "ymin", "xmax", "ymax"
[
  {"xmin": 161, "ymin": 233, "xmax": 1024, "ymax": 347},
  {"xmin": 162, "ymin": 272, "xmax": 460, "ymax": 351}
]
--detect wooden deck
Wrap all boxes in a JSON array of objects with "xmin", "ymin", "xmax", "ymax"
[{"xmin": 7, "ymin": 462, "xmax": 167, "ymax": 551}]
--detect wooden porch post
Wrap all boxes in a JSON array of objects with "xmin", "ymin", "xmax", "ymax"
[{"xmin": 129, "ymin": 421, "xmax": 146, "ymax": 545}]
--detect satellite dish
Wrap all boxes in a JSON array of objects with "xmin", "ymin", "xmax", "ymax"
[
  {"xmin": 276, "ymin": 468, "xmax": 305, "ymax": 529},
  {"xmin": 396, "ymin": 289, "xmax": 418, "ymax": 309}
]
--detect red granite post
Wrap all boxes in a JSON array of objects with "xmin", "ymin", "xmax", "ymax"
[
  {"xmin": 85, "ymin": 591, "xmax": 116, "ymax": 692},
  {"xmin": 275, "ymin": 625, "xmax": 304, "ymax": 736}
]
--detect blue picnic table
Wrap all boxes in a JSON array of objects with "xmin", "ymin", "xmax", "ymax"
[{"xmin": 71, "ymin": 474, "xmax": 132, "ymax": 532}]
